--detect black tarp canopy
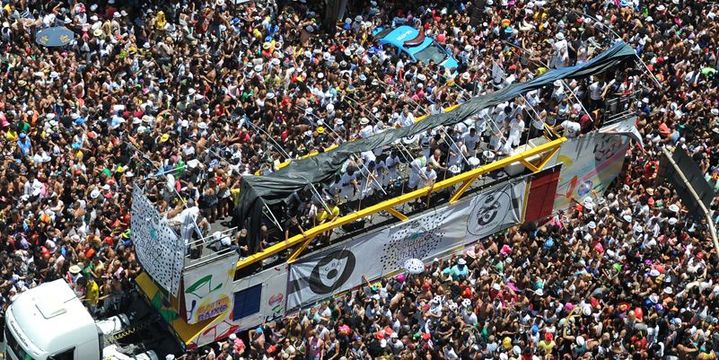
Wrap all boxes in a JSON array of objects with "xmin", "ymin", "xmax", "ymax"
[{"xmin": 234, "ymin": 42, "xmax": 637, "ymax": 249}]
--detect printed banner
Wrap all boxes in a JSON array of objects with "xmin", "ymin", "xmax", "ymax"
[
  {"xmin": 287, "ymin": 204, "xmax": 468, "ymax": 309},
  {"xmin": 183, "ymin": 252, "xmax": 239, "ymax": 324},
  {"xmin": 464, "ymin": 180, "xmax": 526, "ymax": 242},
  {"xmin": 550, "ymin": 133, "xmax": 629, "ymax": 210},
  {"xmin": 131, "ymin": 185, "xmax": 185, "ymax": 295},
  {"xmin": 286, "ymin": 179, "xmax": 527, "ymax": 310}
]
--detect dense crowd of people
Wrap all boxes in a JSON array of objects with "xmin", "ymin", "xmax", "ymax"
[{"xmin": 0, "ymin": 0, "xmax": 718, "ymax": 358}]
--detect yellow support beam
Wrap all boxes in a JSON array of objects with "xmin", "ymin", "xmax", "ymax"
[
  {"xmin": 535, "ymin": 145, "xmax": 561, "ymax": 171},
  {"xmin": 449, "ymin": 174, "xmax": 480, "ymax": 204},
  {"xmin": 386, "ymin": 208, "xmax": 409, "ymax": 221},
  {"xmin": 519, "ymin": 159, "xmax": 540, "ymax": 173},
  {"xmin": 288, "ymin": 236, "xmax": 314, "ymax": 263},
  {"xmin": 236, "ymin": 137, "xmax": 567, "ymax": 271}
]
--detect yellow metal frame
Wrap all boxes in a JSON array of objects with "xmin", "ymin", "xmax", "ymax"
[
  {"xmin": 386, "ymin": 208, "xmax": 409, "ymax": 221},
  {"xmin": 236, "ymin": 136, "xmax": 567, "ymax": 271}
]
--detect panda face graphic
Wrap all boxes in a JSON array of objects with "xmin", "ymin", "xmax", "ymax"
[{"xmin": 309, "ymin": 250, "xmax": 356, "ymax": 294}]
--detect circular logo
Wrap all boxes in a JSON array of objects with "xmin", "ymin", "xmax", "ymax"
[
  {"xmin": 309, "ymin": 249, "xmax": 356, "ymax": 294},
  {"xmin": 467, "ymin": 188, "xmax": 512, "ymax": 238}
]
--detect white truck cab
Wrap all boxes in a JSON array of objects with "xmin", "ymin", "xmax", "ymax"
[{"xmin": 3, "ymin": 280, "xmax": 158, "ymax": 360}]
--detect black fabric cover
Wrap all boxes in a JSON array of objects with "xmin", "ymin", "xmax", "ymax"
[{"xmin": 234, "ymin": 42, "xmax": 637, "ymax": 248}]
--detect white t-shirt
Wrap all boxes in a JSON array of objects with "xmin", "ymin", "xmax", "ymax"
[
  {"xmin": 589, "ymin": 82, "xmax": 603, "ymax": 100},
  {"xmin": 561, "ymin": 120, "xmax": 581, "ymax": 137},
  {"xmin": 463, "ymin": 132, "xmax": 479, "ymax": 150},
  {"xmin": 359, "ymin": 125, "xmax": 374, "ymax": 138}
]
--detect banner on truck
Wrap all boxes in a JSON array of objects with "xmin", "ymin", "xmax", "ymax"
[
  {"xmin": 131, "ymin": 185, "xmax": 184, "ymax": 295},
  {"xmin": 286, "ymin": 178, "xmax": 527, "ymax": 309},
  {"xmin": 183, "ymin": 252, "xmax": 239, "ymax": 324}
]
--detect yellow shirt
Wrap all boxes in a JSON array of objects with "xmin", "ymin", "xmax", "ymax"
[
  {"xmin": 86, "ymin": 280, "xmax": 99, "ymax": 306},
  {"xmin": 316, "ymin": 205, "xmax": 340, "ymax": 224},
  {"xmin": 538, "ymin": 340, "xmax": 555, "ymax": 354},
  {"xmin": 5, "ymin": 129, "xmax": 18, "ymax": 142}
]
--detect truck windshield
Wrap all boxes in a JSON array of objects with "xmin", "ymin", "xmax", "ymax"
[
  {"xmin": 5, "ymin": 330, "xmax": 35, "ymax": 360},
  {"xmin": 414, "ymin": 43, "xmax": 448, "ymax": 65}
]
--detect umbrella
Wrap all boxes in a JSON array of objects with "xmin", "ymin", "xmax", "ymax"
[
  {"xmin": 403, "ymin": 258, "xmax": 425, "ymax": 274},
  {"xmin": 35, "ymin": 26, "xmax": 75, "ymax": 47}
]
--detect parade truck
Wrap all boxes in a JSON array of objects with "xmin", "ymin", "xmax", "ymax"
[
  {"xmin": 6, "ymin": 43, "xmax": 641, "ymax": 357},
  {"xmin": 3, "ymin": 279, "xmax": 178, "ymax": 360}
]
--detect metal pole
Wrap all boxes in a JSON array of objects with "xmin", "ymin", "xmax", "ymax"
[
  {"xmin": 264, "ymin": 202, "xmax": 284, "ymax": 232},
  {"xmin": 297, "ymin": 174, "xmax": 332, "ymax": 214},
  {"xmin": 661, "ymin": 147, "xmax": 719, "ymax": 260}
]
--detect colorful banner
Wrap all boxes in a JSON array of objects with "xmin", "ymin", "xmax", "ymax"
[
  {"xmin": 286, "ymin": 178, "xmax": 527, "ymax": 310},
  {"xmin": 183, "ymin": 252, "xmax": 239, "ymax": 324},
  {"xmin": 550, "ymin": 133, "xmax": 629, "ymax": 210},
  {"xmin": 181, "ymin": 265, "xmax": 289, "ymax": 349},
  {"xmin": 131, "ymin": 185, "xmax": 184, "ymax": 295}
]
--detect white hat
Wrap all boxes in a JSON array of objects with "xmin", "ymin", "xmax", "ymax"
[
  {"xmin": 555, "ymin": 32, "xmax": 565, "ymax": 40},
  {"xmin": 668, "ymin": 217, "xmax": 678, "ymax": 225},
  {"xmin": 587, "ymin": 221, "xmax": 597, "ymax": 229},
  {"xmin": 360, "ymin": 117, "xmax": 370, "ymax": 125},
  {"xmin": 69, "ymin": 265, "xmax": 82, "ymax": 274},
  {"xmin": 633, "ymin": 224, "xmax": 643, "ymax": 233},
  {"xmin": 90, "ymin": 188, "xmax": 101, "ymax": 199},
  {"xmin": 553, "ymin": 80, "xmax": 562, "ymax": 87},
  {"xmin": 668, "ymin": 204, "xmax": 680, "ymax": 213},
  {"xmin": 657, "ymin": 4, "xmax": 666, "ymax": 11},
  {"xmin": 649, "ymin": 269, "xmax": 660, "ymax": 277},
  {"xmin": 457, "ymin": 258, "xmax": 467, "ymax": 265},
  {"xmin": 583, "ymin": 197, "xmax": 594, "ymax": 211},
  {"xmin": 198, "ymin": 122, "xmax": 208, "ymax": 130},
  {"xmin": 576, "ymin": 336, "xmax": 585, "ymax": 347}
]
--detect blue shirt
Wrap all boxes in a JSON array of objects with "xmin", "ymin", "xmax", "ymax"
[{"xmin": 17, "ymin": 138, "xmax": 31, "ymax": 155}]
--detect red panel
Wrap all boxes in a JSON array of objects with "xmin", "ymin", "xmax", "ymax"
[{"xmin": 524, "ymin": 166, "xmax": 561, "ymax": 223}]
